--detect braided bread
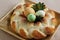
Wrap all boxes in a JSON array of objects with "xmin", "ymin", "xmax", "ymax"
[{"xmin": 10, "ymin": 2, "xmax": 57, "ymax": 39}]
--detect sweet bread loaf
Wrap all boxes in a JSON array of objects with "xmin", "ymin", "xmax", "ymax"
[{"xmin": 10, "ymin": 2, "xmax": 57, "ymax": 39}]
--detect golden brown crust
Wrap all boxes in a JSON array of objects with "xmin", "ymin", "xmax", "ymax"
[
  {"xmin": 45, "ymin": 27, "xmax": 55, "ymax": 35},
  {"xmin": 19, "ymin": 29, "xmax": 27, "ymax": 38},
  {"xmin": 10, "ymin": 14, "xmax": 15, "ymax": 20},
  {"xmin": 47, "ymin": 10, "xmax": 55, "ymax": 17},
  {"xmin": 44, "ymin": 8, "xmax": 55, "ymax": 17},
  {"xmin": 48, "ymin": 10, "xmax": 55, "ymax": 17},
  {"xmin": 24, "ymin": 2, "xmax": 31, "ymax": 7},
  {"xmin": 11, "ymin": 21, "xmax": 16, "ymax": 32},
  {"xmin": 32, "ymin": 30, "xmax": 46, "ymax": 39},
  {"xmin": 51, "ymin": 18, "xmax": 57, "ymax": 26},
  {"xmin": 44, "ymin": 8, "xmax": 55, "ymax": 20},
  {"xmin": 27, "ymin": 22, "xmax": 34, "ymax": 27},
  {"xmin": 35, "ymin": 22, "xmax": 41, "ymax": 27},
  {"xmin": 23, "ymin": 10, "xmax": 29, "ymax": 17},
  {"xmin": 16, "ymin": 5, "xmax": 22, "ymax": 9}
]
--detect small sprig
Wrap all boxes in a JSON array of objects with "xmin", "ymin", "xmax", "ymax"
[{"xmin": 32, "ymin": 2, "xmax": 45, "ymax": 12}]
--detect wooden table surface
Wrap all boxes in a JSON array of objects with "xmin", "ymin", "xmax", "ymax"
[{"xmin": 0, "ymin": 30, "xmax": 20, "ymax": 40}]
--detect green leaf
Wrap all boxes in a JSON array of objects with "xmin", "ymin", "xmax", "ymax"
[{"xmin": 32, "ymin": 2, "xmax": 45, "ymax": 12}]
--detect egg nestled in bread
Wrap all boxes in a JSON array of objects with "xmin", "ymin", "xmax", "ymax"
[{"xmin": 10, "ymin": 2, "xmax": 57, "ymax": 39}]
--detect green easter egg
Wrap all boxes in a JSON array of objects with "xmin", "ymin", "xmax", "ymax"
[{"xmin": 27, "ymin": 14, "xmax": 36, "ymax": 22}]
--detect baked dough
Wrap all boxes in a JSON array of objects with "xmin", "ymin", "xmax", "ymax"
[{"xmin": 10, "ymin": 2, "xmax": 57, "ymax": 39}]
